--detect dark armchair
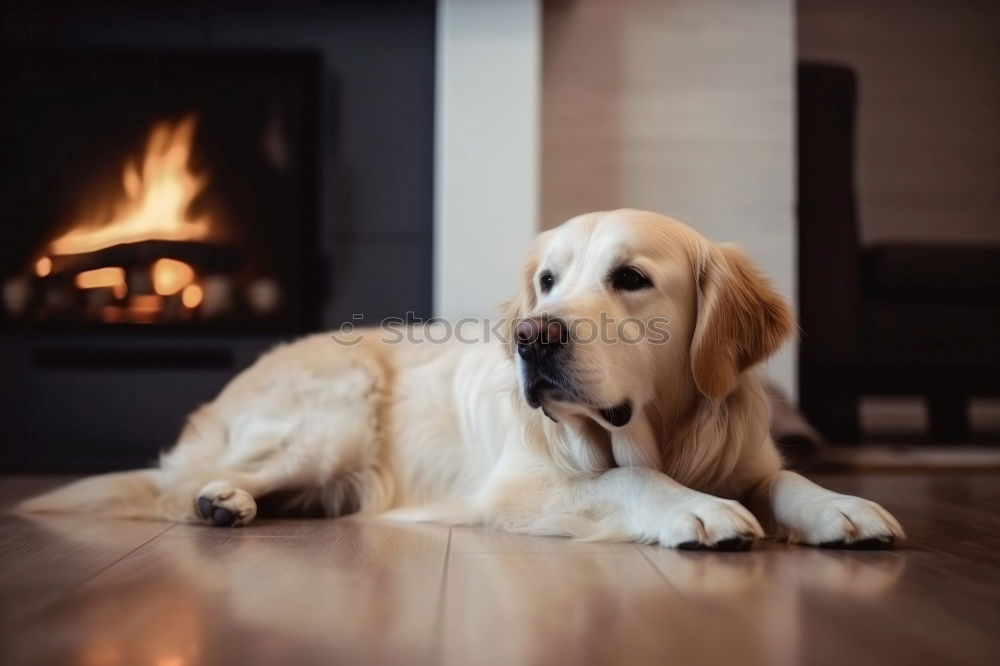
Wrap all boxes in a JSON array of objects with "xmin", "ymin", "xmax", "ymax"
[{"xmin": 796, "ymin": 62, "xmax": 1000, "ymax": 443}]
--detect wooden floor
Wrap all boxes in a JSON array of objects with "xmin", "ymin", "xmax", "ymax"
[{"xmin": 2, "ymin": 473, "xmax": 999, "ymax": 666}]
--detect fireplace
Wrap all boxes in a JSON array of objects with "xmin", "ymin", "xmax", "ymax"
[
  {"xmin": 0, "ymin": 2, "xmax": 435, "ymax": 472},
  {"xmin": 0, "ymin": 49, "xmax": 323, "ymax": 470},
  {"xmin": 1, "ymin": 50, "xmax": 322, "ymax": 333}
]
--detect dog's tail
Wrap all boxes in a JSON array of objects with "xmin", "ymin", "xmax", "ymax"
[{"xmin": 16, "ymin": 470, "xmax": 177, "ymax": 521}]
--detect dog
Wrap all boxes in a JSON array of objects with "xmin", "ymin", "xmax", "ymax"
[{"xmin": 20, "ymin": 209, "xmax": 904, "ymax": 549}]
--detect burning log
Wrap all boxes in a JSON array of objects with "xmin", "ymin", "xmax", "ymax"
[
  {"xmin": 3, "ymin": 239, "xmax": 251, "ymax": 325},
  {"xmin": 46, "ymin": 240, "xmax": 244, "ymax": 277}
]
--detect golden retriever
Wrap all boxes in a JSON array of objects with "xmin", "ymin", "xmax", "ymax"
[{"xmin": 20, "ymin": 209, "xmax": 904, "ymax": 549}]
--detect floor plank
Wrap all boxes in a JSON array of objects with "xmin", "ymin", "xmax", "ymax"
[
  {"xmin": 441, "ymin": 548, "xmax": 699, "ymax": 666},
  {"xmin": 450, "ymin": 525, "xmax": 635, "ymax": 553},
  {"xmin": 2, "ymin": 473, "xmax": 1000, "ymax": 666},
  {"xmin": 5, "ymin": 518, "xmax": 450, "ymax": 666},
  {"xmin": 0, "ymin": 471, "xmax": 175, "ymax": 635},
  {"xmin": 641, "ymin": 540, "xmax": 998, "ymax": 666}
]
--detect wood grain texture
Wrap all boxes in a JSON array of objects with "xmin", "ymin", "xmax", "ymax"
[
  {"xmin": 0, "ymin": 475, "xmax": 171, "ymax": 630},
  {"xmin": 2, "ymin": 473, "xmax": 1000, "ymax": 665}
]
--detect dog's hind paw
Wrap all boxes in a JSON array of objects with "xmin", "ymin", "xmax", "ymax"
[{"xmin": 195, "ymin": 480, "xmax": 257, "ymax": 527}]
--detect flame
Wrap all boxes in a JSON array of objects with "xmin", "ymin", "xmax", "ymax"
[{"xmin": 48, "ymin": 115, "xmax": 212, "ymax": 257}]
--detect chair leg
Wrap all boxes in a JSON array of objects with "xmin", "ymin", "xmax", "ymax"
[
  {"xmin": 799, "ymin": 367, "xmax": 859, "ymax": 443},
  {"xmin": 802, "ymin": 393, "xmax": 860, "ymax": 443},
  {"xmin": 824, "ymin": 394, "xmax": 860, "ymax": 443},
  {"xmin": 927, "ymin": 394, "xmax": 970, "ymax": 443}
]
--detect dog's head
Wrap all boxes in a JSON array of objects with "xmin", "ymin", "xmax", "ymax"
[{"xmin": 504, "ymin": 209, "xmax": 793, "ymax": 454}]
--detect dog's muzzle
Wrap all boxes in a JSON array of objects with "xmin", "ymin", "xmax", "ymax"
[{"xmin": 515, "ymin": 316, "xmax": 568, "ymax": 365}]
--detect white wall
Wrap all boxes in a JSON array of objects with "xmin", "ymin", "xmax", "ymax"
[
  {"xmin": 542, "ymin": 0, "xmax": 797, "ymax": 396},
  {"xmin": 434, "ymin": 0, "xmax": 540, "ymax": 320}
]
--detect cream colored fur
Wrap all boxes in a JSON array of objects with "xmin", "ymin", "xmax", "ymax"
[{"xmin": 19, "ymin": 209, "xmax": 904, "ymax": 548}]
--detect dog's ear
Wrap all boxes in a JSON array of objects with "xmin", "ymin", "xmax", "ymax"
[
  {"xmin": 499, "ymin": 245, "xmax": 540, "ymax": 358},
  {"xmin": 690, "ymin": 244, "xmax": 794, "ymax": 400}
]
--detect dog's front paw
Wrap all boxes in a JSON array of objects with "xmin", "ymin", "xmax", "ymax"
[
  {"xmin": 791, "ymin": 495, "xmax": 904, "ymax": 549},
  {"xmin": 195, "ymin": 480, "xmax": 257, "ymax": 527},
  {"xmin": 658, "ymin": 496, "xmax": 764, "ymax": 551}
]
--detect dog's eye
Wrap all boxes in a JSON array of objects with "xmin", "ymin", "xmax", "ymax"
[
  {"xmin": 539, "ymin": 271, "xmax": 555, "ymax": 293},
  {"xmin": 610, "ymin": 267, "xmax": 652, "ymax": 291}
]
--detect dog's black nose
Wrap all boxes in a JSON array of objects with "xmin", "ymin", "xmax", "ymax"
[{"xmin": 515, "ymin": 317, "xmax": 567, "ymax": 363}]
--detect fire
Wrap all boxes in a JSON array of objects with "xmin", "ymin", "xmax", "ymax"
[
  {"xmin": 130, "ymin": 294, "xmax": 164, "ymax": 314},
  {"xmin": 34, "ymin": 257, "xmax": 52, "ymax": 277},
  {"xmin": 47, "ymin": 115, "xmax": 213, "ymax": 257},
  {"xmin": 151, "ymin": 258, "xmax": 195, "ymax": 296},
  {"xmin": 75, "ymin": 267, "xmax": 127, "ymax": 299},
  {"xmin": 181, "ymin": 284, "xmax": 204, "ymax": 308},
  {"xmin": 3, "ymin": 112, "xmax": 264, "ymax": 325}
]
